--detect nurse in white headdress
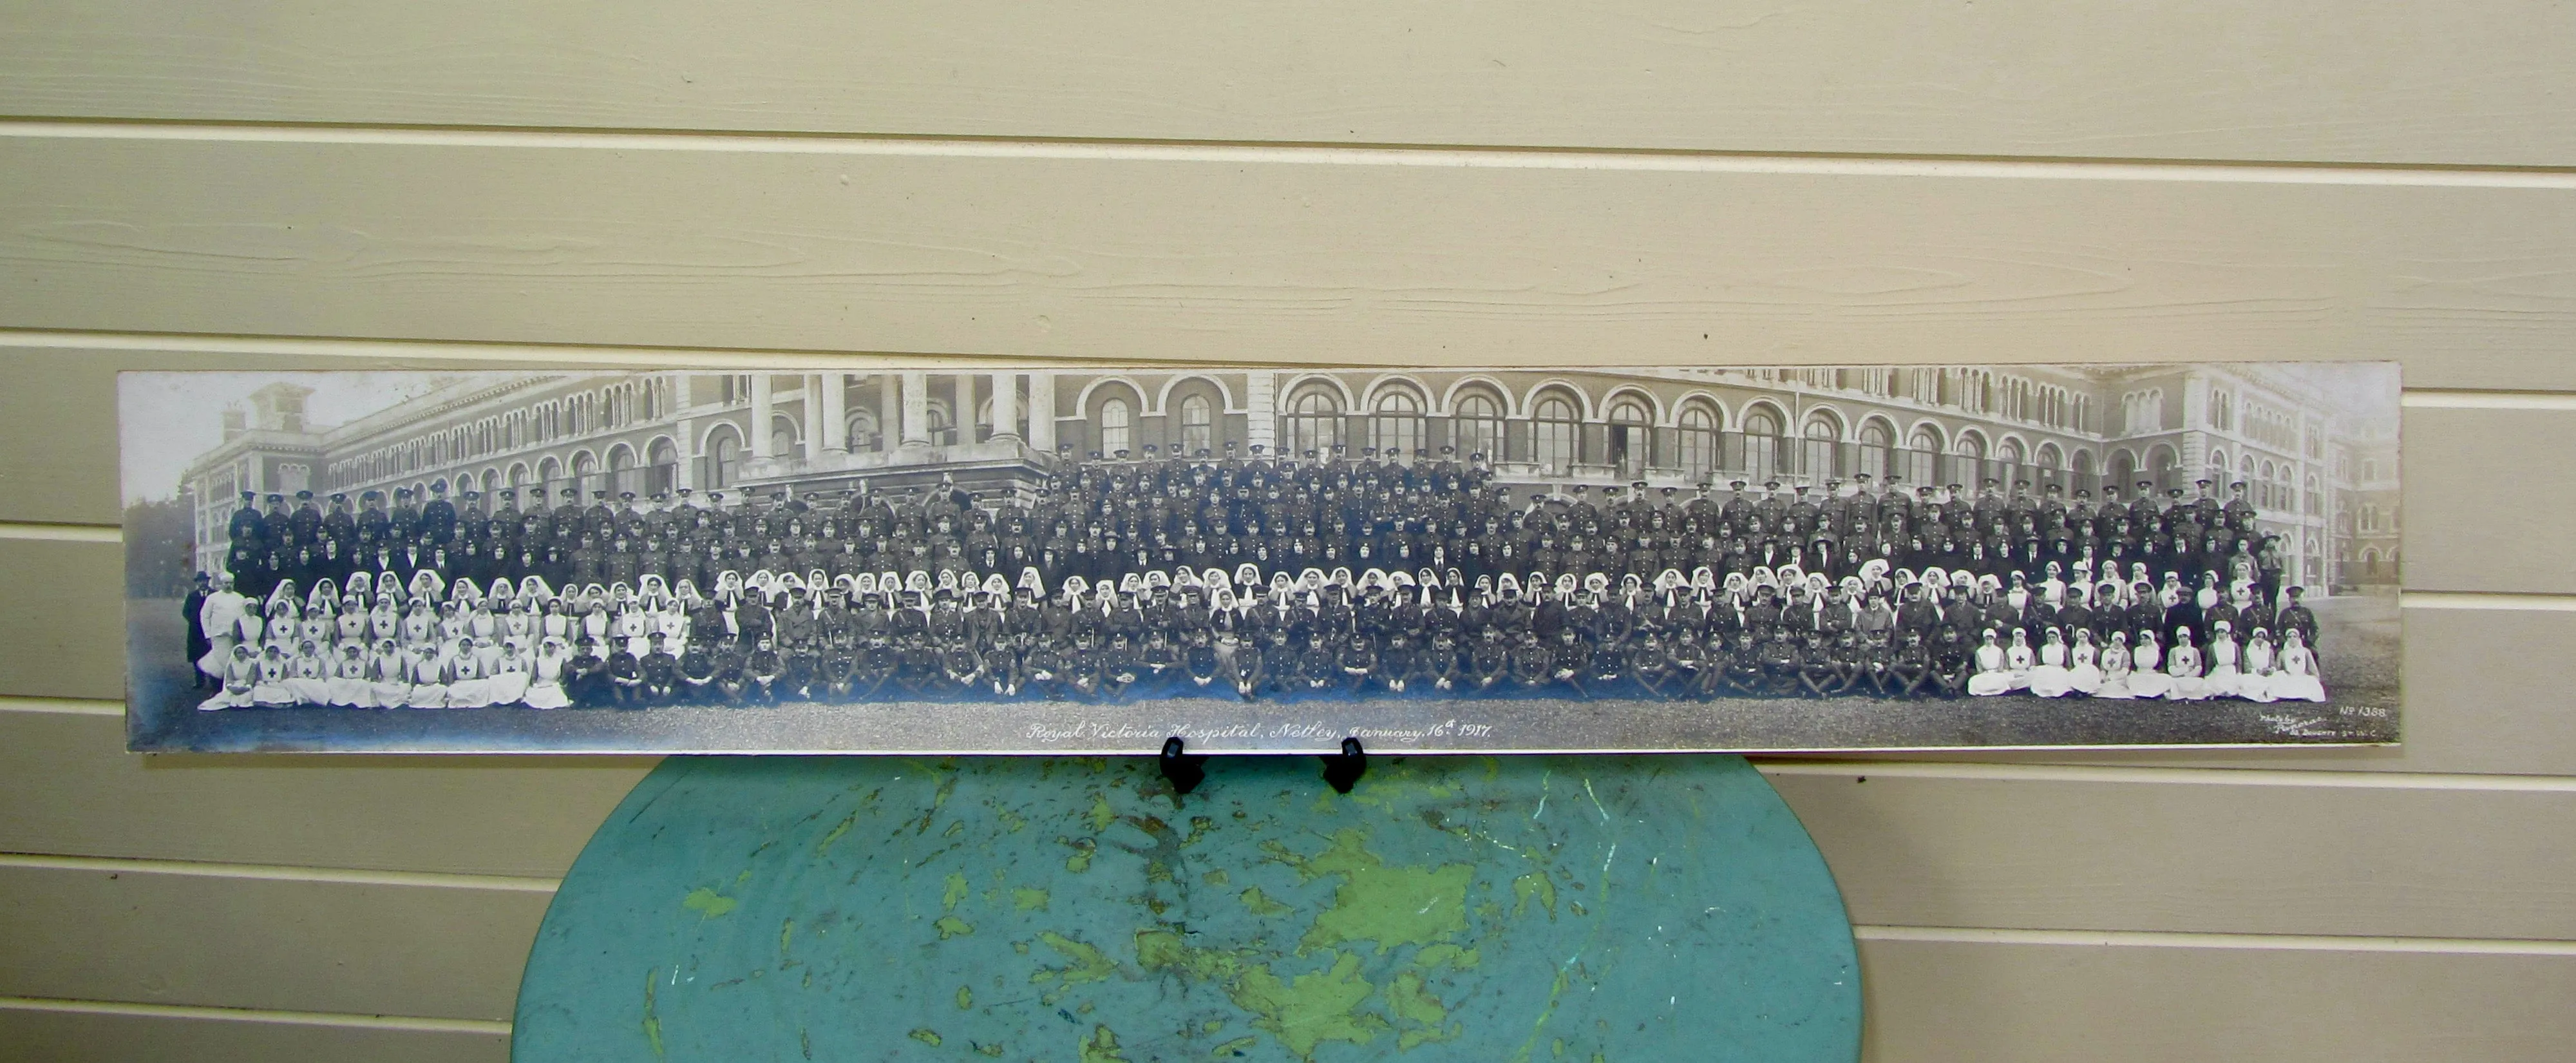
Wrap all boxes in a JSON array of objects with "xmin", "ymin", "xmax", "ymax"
[
  {"xmin": 286, "ymin": 640, "xmax": 335, "ymax": 705},
  {"xmin": 444, "ymin": 637, "xmax": 495, "ymax": 708},
  {"xmin": 2026, "ymin": 627, "xmax": 2076, "ymax": 697},
  {"xmin": 2126, "ymin": 630, "xmax": 2174, "ymax": 699},
  {"xmin": 2163, "ymin": 627, "xmax": 2208, "ymax": 700},
  {"xmin": 251, "ymin": 645, "xmax": 296, "ymax": 707},
  {"xmin": 368, "ymin": 638, "xmax": 415, "ymax": 707},
  {"xmin": 487, "ymin": 640, "xmax": 533, "ymax": 705},
  {"xmin": 2067, "ymin": 629, "xmax": 2104, "ymax": 695},
  {"xmin": 1966, "ymin": 629, "xmax": 2016, "ymax": 696},
  {"xmin": 2093, "ymin": 631, "xmax": 2135, "ymax": 699},
  {"xmin": 2269, "ymin": 629, "xmax": 2328, "ymax": 702},
  {"xmin": 2202, "ymin": 620, "xmax": 2242, "ymax": 698},
  {"xmin": 523, "ymin": 636, "xmax": 574, "ymax": 709},
  {"xmin": 2237, "ymin": 627, "xmax": 2278, "ymax": 703},
  {"xmin": 201, "ymin": 644, "xmax": 259, "ymax": 709},
  {"xmin": 328, "ymin": 642, "xmax": 373, "ymax": 707}
]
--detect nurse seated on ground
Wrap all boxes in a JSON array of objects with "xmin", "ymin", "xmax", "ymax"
[
  {"xmin": 2164, "ymin": 627, "xmax": 2208, "ymax": 700},
  {"xmin": 1967, "ymin": 629, "xmax": 2019, "ymax": 696},
  {"xmin": 2027, "ymin": 627, "xmax": 2075, "ymax": 698},
  {"xmin": 2269, "ymin": 629, "xmax": 2329, "ymax": 702}
]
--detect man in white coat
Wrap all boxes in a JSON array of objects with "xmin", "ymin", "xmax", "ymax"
[{"xmin": 196, "ymin": 574, "xmax": 251, "ymax": 687}]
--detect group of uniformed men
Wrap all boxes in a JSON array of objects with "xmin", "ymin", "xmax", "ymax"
[{"xmin": 182, "ymin": 439, "xmax": 2326, "ymax": 709}]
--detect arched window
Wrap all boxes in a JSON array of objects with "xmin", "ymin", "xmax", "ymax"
[
  {"xmin": 1282, "ymin": 386, "xmax": 1340, "ymax": 460},
  {"xmin": 1454, "ymin": 390, "xmax": 1504, "ymax": 463},
  {"xmin": 1607, "ymin": 395, "xmax": 1652, "ymax": 479},
  {"xmin": 1857, "ymin": 420, "xmax": 1894, "ymax": 483},
  {"xmin": 647, "ymin": 438, "xmax": 679, "ymax": 496},
  {"xmin": 1099, "ymin": 397, "xmax": 1133, "ymax": 457},
  {"xmin": 2306, "ymin": 472, "xmax": 2322, "ymax": 515},
  {"xmin": 1179, "ymin": 393, "xmax": 1215, "ymax": 458},
  {"xmin": 1742, "ymin": 406, "xmax": 1785, "ymax": 479},
  {"xmin": 2240, "ymin": 456, "xmax": 2256, "ymax": 502},
  {"xmin": 927, "ymin": 402, "xmax": 957, "ymax": 448},
  {"xmin": 1953, "ymin": 432, "xmax": 1986, "ymax": 490},
  {"xmin": 772, "ymin": 414, "xmax": 800, "ymax": 460},
  {"xmin": 1676, "ymin": 403, "xmax": 1719, "ymax": 479},
  {"xmin": 706, "ymin": 426, "xmax": 741, "ymax": 489},
  {"xmin": 846, "ymin": 411, "xmax": 881, "ymax": 453},
  {"xmin": 1800, "ymin": 412, "xmax": 1839, "ymax": 479},
  {"xmin": 536, "ymin": 456, "xmax": 561, "ymax": 501},
  {"xmin": 1905, "ymin": 427, "xmax": 1940, "ymax": 488},
  {"xmin": 606, "ymin": 445, "xmax": 636, "ymax": 497},
  {"xmin": 2150, "ymin": 445, "xmax": 2179, "ymax": 494},
  {"xmin": 1372, "ymin": 388, "xmax": 1425, "ymax": 463},
  {"xmin": 572, "ymin": 452, "xmax": 598, "ymax": 497},
  {"xmin": 1533, "ymin": 393, "xmax": 1580, "ymax": 475}
]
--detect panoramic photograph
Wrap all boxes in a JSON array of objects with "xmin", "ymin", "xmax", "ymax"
[{"xmin": 122, "ymin": 363, "xmax": 2401, "ymax": 753}]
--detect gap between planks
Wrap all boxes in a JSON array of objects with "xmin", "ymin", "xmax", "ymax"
[
  {"xmin": 8, "ymin": 119, "xmax": 2576, "ymax": 189},
  {"xmin": 0, "ymin": 995, "xmax": 511, "ymax": 1035},
  {"xmin": 0, "ymin": 852, "xmax": 563, "ymax": 893}
]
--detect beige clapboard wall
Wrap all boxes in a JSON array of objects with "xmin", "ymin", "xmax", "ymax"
[{"xmin": 3, "ymin": 3, "xmax": 2575, "ymax": 1060}]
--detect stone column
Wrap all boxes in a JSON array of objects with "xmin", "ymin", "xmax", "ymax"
[
  {"xmin": 674, "ymin": 417, "xmax": 697, "ymax": 491},
  {"xmin": 877, "ymin": 373, "xmax": 900, "ymax": 452},
  {"xmin": 901, "ymin": 371, "xmax": 931, "ymax": 446},
  {"xmin": 1028, "ymin": 372, "xmax": 1057, "ymax": 454},
  {"xmin": 820, "ymin": 372, "xmax": 848, "ymax": 452},
  {"xmin": 1246, "ymin": 372, "xmax": 1276, "ymax": 452},
  {"xmin": 748, "ymin": 373, "xmax": 774, "ymax": 457},
  {"xmin": 801, "ymin": 374, "xmax": 824, "ymax": 459},
  {"xmin": 990, "ymin": 372, "xmax": 1020, "ymax": 441}
]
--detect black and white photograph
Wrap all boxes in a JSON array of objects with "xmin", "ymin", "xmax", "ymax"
[{"xmin": 122, "ymin": 363, "xmax": 2401, "ymax": 754}]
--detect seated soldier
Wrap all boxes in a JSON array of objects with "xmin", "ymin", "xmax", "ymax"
[{"xmin": 638, "ymin": 631, "xmax": 680, "ymax": 705}]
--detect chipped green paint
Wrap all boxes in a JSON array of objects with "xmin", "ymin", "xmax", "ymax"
[
  {"xmin": 1037, "ymin": 931, "xmax": 1117, "ymax": 986},
  {"xmin": 1387, "ymin": 970, "xmax": 1460, "ymax": 1050},
  {"xmin": 640, "ymin": 967, "xmax": 664, "ymax": 1057},
  {"xmin": 814, "ymin": 811, "xmax": 858, "ymax": 855},
  {"xmin": 518, "ymin": 756, "xmax": 1858, "ymax": 1063},
  {"xmin": 1231, "ymin": 951, "xmax": 1387, "ymax": 1060},
  {"xmin": 992, "ymin": 803, "xmax": 1027, "ymax": 833},
  {"xmin": 1078, "ymin": 1024, "xmax": 1129, "ymax": 1063},
  {"xmin": 1413, "ymin": 943, "xmax": 1481, "ymax": 970},
  {"xmin": 1292, "ymin": 830, "xmax": 1473, "ymax": 955},
  {"xmin": 909, "ymin": 1028, "xmax": 943, "ymax": 1046},
  {"xmin": 1239, "ymin": 886, "xmax": 1294, "ymax": 917},
  {"xmin": 1135, "ymin": 928, "xmax": 1253, "ymax": 984},
  {"xmin": 681, "ymin": 887, "xmax": 736, "ymax": 919},
  {"xmin": 1513, "ymin": 873, "xmax": 1557, "ymax": 919}
]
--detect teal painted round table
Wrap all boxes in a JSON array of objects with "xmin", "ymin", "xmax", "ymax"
[{"xmin": 515, "ymin": 755, "xmax": 1859, "ymax": 1062}]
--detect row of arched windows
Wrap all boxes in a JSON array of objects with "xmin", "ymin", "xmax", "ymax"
[{"xmin": 333, "ymin": 378, "xmax": 674, "ymax": 488}]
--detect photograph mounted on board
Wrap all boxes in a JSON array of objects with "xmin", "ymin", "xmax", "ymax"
[{"xmin": 122, "ymin": 363, "xmax": 2401, "ymax": 754}]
